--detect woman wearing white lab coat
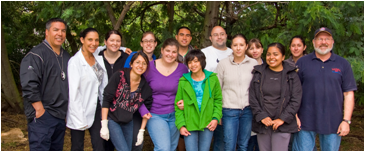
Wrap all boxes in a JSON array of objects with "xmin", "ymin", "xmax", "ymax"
[{"xmin": 66, "ymin": 28, "xmax": 108, "ymax": 151}]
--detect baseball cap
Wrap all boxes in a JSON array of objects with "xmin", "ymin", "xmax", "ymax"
[{"xmin": 314, "ymin": 27, "xmax": 332, "ymax": 38}]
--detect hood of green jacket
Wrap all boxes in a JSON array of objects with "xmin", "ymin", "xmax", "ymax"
[{"xmin": 182, "ymin": 69, "xmax": 214, "ymax": 98}]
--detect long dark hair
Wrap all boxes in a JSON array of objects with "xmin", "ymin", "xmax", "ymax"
[
  {"xmin": 130, "ymin": 51, "xmax": 150, "ymax": 74},
  {"xmin": 289, "ymin": 35, "xmax": 307, "ymax": 55}
]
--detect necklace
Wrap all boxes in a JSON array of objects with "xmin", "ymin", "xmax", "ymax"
[{"xmin": 43, "ymin": 41, "xmax": 66, "ymax": 80}]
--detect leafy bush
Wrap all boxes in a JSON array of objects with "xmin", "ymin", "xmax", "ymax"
[{"xmin": 346, "ymin": 56, "xmax": 364, "ymax": 105}]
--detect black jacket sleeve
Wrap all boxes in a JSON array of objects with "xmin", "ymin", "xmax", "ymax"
[
  {"xmin": 279, "ymin": 72, "xmax": 302, "ymax": 123},
  {"xmin": 102, "ymin": 71, "xmax": 122, "ymax": 108},
  {"xmin": 141, "ymin": 79, "xmax": 153, "ymax": 110},
  {"xmin": 20, "ymin": 51, "xmax": 44, "ymax": 103},
  {"xmin": 249, "ymin": 72, "xmax": 270, "ymax": 122}
]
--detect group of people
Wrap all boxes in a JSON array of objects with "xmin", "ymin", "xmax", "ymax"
[{"xmin": 20, "ymin": 18, "xmax": 357, "ymax": 151}]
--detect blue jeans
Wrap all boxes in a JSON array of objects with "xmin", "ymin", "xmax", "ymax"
[
  {"xmin": 222, "ymin": 107, "xmax": 253, "ymax": 151},
  {"xmin": 292, "ymin": 130, "xmax": 341, "ymax": 151},
  {"xmin": 147, "ymin": 112, "xmax": 179, "ymax": 151},
  {"xmin": 247, "ymin": 135, "xmax": 259, "ymax": 151},
  {"xmin": 184, "ymin": 128, "xmax": 214, "ymax": 151},
  {"xmin": 108, "ymin": 119, "xmax": 133, "ymax": 151},
  {"xmin": 212, "ymin": 125, "xmax": 224, "ymax": 151}
]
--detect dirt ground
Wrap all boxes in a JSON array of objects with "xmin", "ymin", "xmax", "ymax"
[{"xmin": 1, "ymin": 105, "xmax": 363, "ymax": 151}]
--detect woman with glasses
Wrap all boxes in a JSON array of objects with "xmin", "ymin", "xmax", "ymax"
[{"xmin": 122, "ymin": 31, "xmax": 158, "ymax": 150}]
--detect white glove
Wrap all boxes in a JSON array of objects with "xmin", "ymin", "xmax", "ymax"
[
  {"xmin": 100, "ymin": 120, "xmax": 109, "ymax": 141},
  {"xmin": 135, "ymin": 129, "xmax": 145, "ymax": 146}
]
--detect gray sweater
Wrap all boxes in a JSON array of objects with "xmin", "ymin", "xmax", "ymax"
[{"xmin": 216, "ymin": 54, "xmax": 258, "ymax": 109}]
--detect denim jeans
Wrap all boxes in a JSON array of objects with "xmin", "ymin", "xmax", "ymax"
[
  {"xmin": 147, "ymin": 112, "xmax": 179, "ymax": 151},
  {"xmin": 292, "ymin": 130, "xmax": 342, "ymax": 151},
  {"xmin": 184, "ymin": 128, "xmax": 214, "ymax": 151},
  {"xmin": 212, "ymin": 125, "xmax": 224, "ymax": 151},
  {"xmin": 222, "ymin": 107, "xmax": 252, "ymax": 151},
  {"xmin": 247, "ymin": 135, "xmax": 259, "ymax": 151},
  {"xmin": 108, "ymin": 119, "xmax": 133, "ymax": 151}
]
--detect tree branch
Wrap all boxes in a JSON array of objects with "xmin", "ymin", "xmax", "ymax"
[
  {"xmin": 139, "ymin": 1, "xmax": 168, "ymax": 33},
  {"xmin": 257, "ymin": 3, "xmax": 287, "ymax": 31},
  {"xmin": 192, "ymin": 5, "xmax": 205, "ymax": 17},
  {"xmin": 104, "ymin": 1, "xmax": 117, "ymax": 26},
  {"xmin": 114, "ymin": 1, "xmax": 135, "ymax": 30},
  {"xmin": 233, "ymin": 1, "xmax": 262, "ymax": 20}
]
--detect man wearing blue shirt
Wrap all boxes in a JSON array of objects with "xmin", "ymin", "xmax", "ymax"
[{"xmin": 292, "ymin": 27, "xmax": 357, "ymax": 151}]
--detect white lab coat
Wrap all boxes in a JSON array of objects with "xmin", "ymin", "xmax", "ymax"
[{"xmin": 66, "ymin": 49, "xmax": 108, "ymax": 130}]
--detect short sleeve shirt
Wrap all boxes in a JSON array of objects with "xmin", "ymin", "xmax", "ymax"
[{"xmin": 296, "ymin": 52, "xmax": 357, "ymax": 134}]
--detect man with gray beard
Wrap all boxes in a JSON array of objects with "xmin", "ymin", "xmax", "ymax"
[{"xmin": 292, "ymin": 27, "xmax": 357, "ymax": 151}]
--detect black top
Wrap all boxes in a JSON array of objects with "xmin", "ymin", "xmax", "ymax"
[
  {"xmin": 20, "ymin": 41, "xmax": 71, "ymax": 122},
  {"xmin": 102, "ymin": 68, "xmax": 153, "ymax": 123},
  {"xmin": 249, "ymin": 62, "xmax": 302, "ymax": 133},
  {"xmin": 262, "ymin": 68, "xmax": 282, "ymax": 118},
  {"xmin": 98, "ymin": 49, "xmax": 129, "ymax": 79}
]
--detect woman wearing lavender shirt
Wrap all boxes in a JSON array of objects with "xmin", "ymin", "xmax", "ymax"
[{"xmin": 144, "ymin": 38, "xmax": 189, "ymax": 151}]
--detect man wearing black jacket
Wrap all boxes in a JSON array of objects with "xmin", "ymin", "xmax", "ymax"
[{"xmin": 20, "ymin": 18, "xmax": 70, "ymax": 151}]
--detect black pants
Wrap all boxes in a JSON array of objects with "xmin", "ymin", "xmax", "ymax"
[
  {"xmin": 28, "ymin": 110, "xmax": 66, "ymax": 151},
  {"xmin": 132, "ymin": 112, "xmax": 143, "ymax": 151},
  {"xmin": 70, "ymin": 103, "xmax": 105, "ymax": 151}
]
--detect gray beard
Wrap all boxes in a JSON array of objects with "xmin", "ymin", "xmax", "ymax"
[{"xmin": 314, "ymin": 45, "xmax": 332, "ymax": 55}]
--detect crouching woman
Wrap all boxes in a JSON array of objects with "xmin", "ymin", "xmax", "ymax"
[
  {"xmin": 249, "ymin": 43, "xmax": 302, "ymax": 151},
  {"xmin": 100, "ymin": 51, "xmax": 153, "ymax": 151},
  {"xmin": 175, "ymin": 49, "xmax": 223, "ymax": 151}
]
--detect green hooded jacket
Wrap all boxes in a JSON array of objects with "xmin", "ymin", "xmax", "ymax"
[{"xmin": 175, "ymin": 70, "xmax": 223, "ymax": 131}]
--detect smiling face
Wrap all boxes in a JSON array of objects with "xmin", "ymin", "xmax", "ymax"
[
  {"xmin": 313, "ymin": 32, "xmax": 334, "ymax": 55},
  {"xmin": 247, "ymin": 44, "xmax": 263, "ymax": 60},
  {"xmin": 231, "ymin": 37, "xmax": 248, "ymax": 58},
  {"xmin": 130, "ymin": 55, "xmax": 148, "ymax": 75},
  {"xmin": 290, "ymin": 38, "xmax": 306, "ymax": 58},
  {"xmin": 266, "ymin": 46, "xmax": 285, "ymax": 71},
  {"xmin": 188, "ymin": 57, "xmax": 202, "ymax": 74},
  {"xmin": 45, "ymin": 22, "xmax": 66, "ymax": 49},
  {"xmin": 105, "ymin": 34, "xmax": 122, "ymax": 53},
  {"xmin": 209, "ymin": 26, "xmax": 227, "ymax": 49},
  {"xmin": 161, "ymin": 45, "xmax": 178, "ymax": 64},
  {"xmin": 140, "ymin": 34, "xmax": 157, "ymax": 54},
  {"xmin": 80, "ymin": 31, "xmax": 99, "ymax": 54},
  {"xmin": 175, "ymin": 28, "xmax": 192, "ymax": 47}
]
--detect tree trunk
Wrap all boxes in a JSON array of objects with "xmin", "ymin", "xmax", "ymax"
[
  {"xmin": 225, "ymin": 1, "xmax": 233, "ymax": 41},
  {"xmin": 66, "ymin": 27, "xmax": 78, "ymax": 55},
  {"xmin": 200, "ymin": 1, "xmax": 220, "ymax": 48},
  {"xmin": 1, "ymin": 25, "xmax": 23, "ymax": 113},
  {"xmin": 104, "ymin": 1, "xmax": 134, "ymax": 46},
  {"xmin": 167, "ymin": 1, "xmax": 175, "ymax": 35}
]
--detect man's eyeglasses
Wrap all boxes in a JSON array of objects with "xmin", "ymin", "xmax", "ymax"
[
  {"xmin": 315, "ymin": 38, "xmax": 332, "ymax": 42},
  {"xmin": 211, "ymin": 33, "xmax": 225, "ymax": 37}
]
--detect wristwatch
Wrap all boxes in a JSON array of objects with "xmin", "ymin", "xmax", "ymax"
[{"xmin": 343, "ymin": 119, "xmax": 351, "ymax": 125}]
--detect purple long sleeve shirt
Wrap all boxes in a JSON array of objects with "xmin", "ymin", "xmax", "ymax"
[{"xmin": 143, "ymin": 60, "xmax": 188, "ymax": 114}]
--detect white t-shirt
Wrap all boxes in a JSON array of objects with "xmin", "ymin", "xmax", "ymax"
[{"xmin": 201, "ymin": 46, "xmax": 233, "ymax": 72}]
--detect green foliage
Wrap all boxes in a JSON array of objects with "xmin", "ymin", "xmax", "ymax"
[{"xmin": 346, "ymin": 57, "xmax": 364, "ymax": 105}]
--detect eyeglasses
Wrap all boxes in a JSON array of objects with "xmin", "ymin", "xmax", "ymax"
[
  {"xmin": 212, "ymin": 33, "xmax": 225, "ymax": 37},
  {"xmin": 141, "ymin": 40, "xmax": 156, "ymax": 44},
  {"xmin": 134, "ymin": 61, "xmax": 147, "ymax": 67},
  {"xmin": 315, "ymin": 38, "xmax": 332, "ymax": 42}
]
